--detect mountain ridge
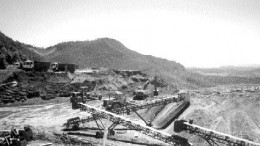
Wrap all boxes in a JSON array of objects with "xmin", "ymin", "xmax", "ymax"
[
  {"xmin": 41, "ymin": 38, "xmax": 192, "ymax": 87},
  {"xmin": 41, "ymin": 37, "xmax": 260, "ymax": 88},
  {"xmin": 44, "ymin": 38, "xmax": 185, "ymax": 70},
  {"xmin": 2, "ymin": 31, "xmax": 260, "ymax": 88}
]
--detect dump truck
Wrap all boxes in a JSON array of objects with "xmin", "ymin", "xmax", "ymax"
[
  {"xmin": 22, "ymin": 60, "xmax": 51, "ymax": 72},
  {"xmin": 51, "ymin": 62, "xmax": 78, "ymax": 73}
]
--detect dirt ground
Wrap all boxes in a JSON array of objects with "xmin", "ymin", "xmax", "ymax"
[
  {"xmin": 162, "ymin": 85, "xmax": 260, "ymax": 145},
  {"xmin": 0, "ymin": 97, "xmax": 167, "ymax": 146},
  {"xmin": 1, "ymin": 85, "xmax": 260, "ymax": 146}
]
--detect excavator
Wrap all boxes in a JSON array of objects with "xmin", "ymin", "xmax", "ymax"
[{"xmin": 133, "ymin": 76, "xmax": 161, "ymax": 100}]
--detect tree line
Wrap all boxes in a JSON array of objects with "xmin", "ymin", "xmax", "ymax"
[{"xmin": 0, "ymin": 44, "xmax": 28, "ymax": 69}]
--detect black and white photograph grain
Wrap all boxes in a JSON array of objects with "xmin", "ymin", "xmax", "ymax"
[{"xmin": 0, "ymin": 0, "xmax": 260, "ymax": 146}]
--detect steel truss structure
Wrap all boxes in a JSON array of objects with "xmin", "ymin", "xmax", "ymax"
[
  {"xmin": 174, "ymin": 120, "xmax": 260, "ymax": 146},
  {"xmin": 75, "ymin": 103, "xmax": 192, "ymax": 146}
]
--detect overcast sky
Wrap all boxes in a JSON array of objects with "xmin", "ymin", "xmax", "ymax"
[{"xmin": 0, "ymin": 0, "xmax": 260, "ymax": 68}]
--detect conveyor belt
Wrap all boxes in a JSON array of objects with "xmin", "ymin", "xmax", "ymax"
[
  {"xmin": 66, "ymin": 95, "xmax": 189, "ymax": 128},
  {"xmin": 78, "ymin": 103, "xmax": 191, "ymax": 146},
  {"xmin": 174, "ymin": 120, "xmax": 260, "ymax": 146},
  {"xmin": 112, "ymin": 95, "xmax": 185, "ymax": 114}
]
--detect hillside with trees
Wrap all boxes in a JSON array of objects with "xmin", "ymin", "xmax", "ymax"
[
  {"xmin": 42, "ymin": 38, "xmax": 260, "ymax": 88},
  {"xmin": 1, "ymin": 31, "xmax": 260, "ymax": 88},
  {"xmin": 0, "ymin": 31, "xmax": 42, "ymax": 69}
]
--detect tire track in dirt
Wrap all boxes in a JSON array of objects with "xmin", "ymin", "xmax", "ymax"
[
  {"xmin": 231, "ymin": 111, "xmax": 260, "ymax": 142},
  {"xmin": 209, "ymin": 116, "xmax": 222, "ymax": 130},
  {"xmin": 201, "ymin": 116, "xmax": 230, "ymax": 146}
]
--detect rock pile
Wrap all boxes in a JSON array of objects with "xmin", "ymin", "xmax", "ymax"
[{"xmin": 0, "ymin": 84, "xmax": 27, "ymax": 103}]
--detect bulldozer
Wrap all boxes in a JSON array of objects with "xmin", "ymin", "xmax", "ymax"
[
  {"xmin": 102, "ymin": 91, "xmax": 127, "ymax": 111},
  {"xmin": 133, "ymin": 76, "xmax": 161, "ymax": 100}
]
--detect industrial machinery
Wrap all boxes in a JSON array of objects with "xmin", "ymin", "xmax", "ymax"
[
  {"xmin": 111, "ymin": 93, "xmax": 190, "ymax": 127},
  {"xmin": 65, "ymin": 103, "xmax": 192, "ymax": 146},
  {"xmin": 133, "ymin": 76, "xmax": 162, "ymax": 100},
  {"xmin": 22, "ymin": 60, "xmax": 51, "ymax": 72},
  {"xmin": 102, "ymin": 91, "xmax": 127, "ymax": 111},
  {"xmin": 66, "ymin": 92, "xmax": 190, "ymax": 130},
  {"xmin": 20, "ymin": 60, "xmax": 77, "ymax": 73},
  {"xmin": 70, "ymin": 91, "xmax": 86, "ymax": 109},
  {"xmin": 64, "ymin": 88, "xmax": 193, "ymax": 145},
  {"xmin": 86, "ymin": 91, "xmax": 102, "ymax": 100},
  {"xmin": 111, "ymin": 93, "xmax": 190, "ymax": 115},
  {"xmin": 174, "ymin": 120, "xmax": 260, "ymax": 146},
  {"xmin": 65, "ymin": 87, "xmax": 260, "ymax": 146},
  {"xmin": 51, "ymin": 62, "xmax": 78, "ymax": 73},
  {"xmin": 0, "ymin": 126, "xmax": 33, "ymax": 146},
  {"xmin": 21, "ymin": 60, "xmax": 34, "ymax": 71},
  {"xmin": 70, "ymin": 86, "xmax": 102, "ymax": 109},
  {"xmin": 64, "ymin": 103, "xmax": 260, "ymax": 146}
]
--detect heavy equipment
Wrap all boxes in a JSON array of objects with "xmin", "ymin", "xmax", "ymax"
[
  {"xmin": 21, "ymin": 60, "xmax": 34, "ymax": 71},
  {"xmin": 133, "ymin": 76, "xmax": 161, "ymax": 100},
  {"xmin": 20, "ymin": 60, "xmax": 77, "ymax": 73},
  {"xmin": 65, "ymin": 102, "xmax": 260, "ymax": 146},
  {"xmin": 66, "ymin": 91, "xmax": 190, "ymax": 129},
  {"xmin": 51, "ymin": 62, "xmax": 78, "ymax": 73},
  {"xmin": 102, "ymin": 91, "xmax": 127, "ymax": 111},
  {"xmin": 102, "ymin": 90, "xmax": 188, "ymax": 112},
  {"xmin": 111, "ymin": 92, "xmax": 190, "ymax": 115},
  {"xmin": 70, "ymin": 86, "xmax": 102, "ymax": 109},
  {"xmin": 86, "ymin": 91, "xmax": 102, "ymax": 100},
  {"xmin": 22, "ymin": 60, "xmax": 51, "ymax": 72},
  {"xmin": 0, "ymin": 126, "xmax": 33, "ymax": 146}
]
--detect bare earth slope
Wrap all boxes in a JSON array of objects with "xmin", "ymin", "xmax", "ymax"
[
  {"xmin": 1, "ymin": 85, "xmax": 260, "ymax": 145},
  {"xmin": 162, "ymin": 86, "xmax": 260, "ymax": 145}
]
